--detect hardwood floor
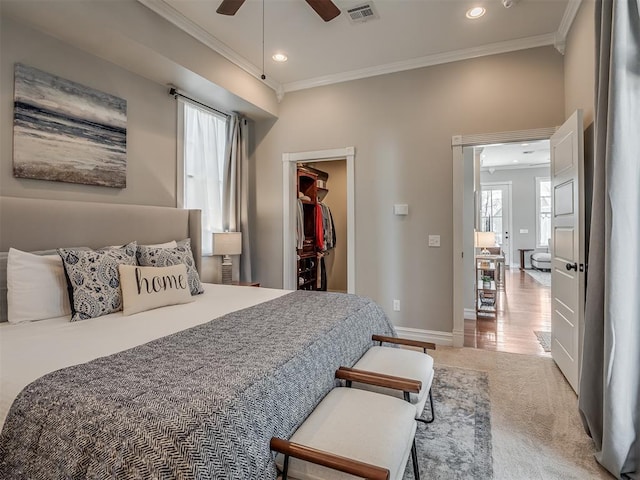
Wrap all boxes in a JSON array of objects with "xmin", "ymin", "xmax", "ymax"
[{"xmin": 465, "ymin": 267, "xmax": 551, "ymax": 356}]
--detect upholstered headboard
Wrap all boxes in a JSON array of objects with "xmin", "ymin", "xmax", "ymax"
[
  {"xmin": 0, "ymin": 197, "xmax": 201, "ymax": 266},
  {"xmin": 0, "ymin": 196, "xmax": 202, "ymax": 322}
]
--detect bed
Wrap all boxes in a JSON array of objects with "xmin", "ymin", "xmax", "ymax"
[{"xmin": 0, "ymin": 197, "xmax": 394, "ymax": 479}]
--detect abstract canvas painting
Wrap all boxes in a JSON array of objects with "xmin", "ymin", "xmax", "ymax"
[{"xmin": 13, "ymin": 64, "xmax": 127, "ymax": 188}]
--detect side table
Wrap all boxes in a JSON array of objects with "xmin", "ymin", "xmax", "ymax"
[{"xmin": 518, "ymin": 249, "xmax": 534, "ymax": 271}]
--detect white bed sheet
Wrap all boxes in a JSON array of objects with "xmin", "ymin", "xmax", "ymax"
[{"xmin": 0, "ymin": 283, "xmax": 289, "ymax": 428}]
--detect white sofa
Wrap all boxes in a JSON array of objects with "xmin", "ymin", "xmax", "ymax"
[{"xmin": 531, "ymin": 252, "xmax": 551, "ymax": 271}]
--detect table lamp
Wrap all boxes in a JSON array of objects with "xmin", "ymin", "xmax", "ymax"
[
  {"xmin": 476, "ymin": 231, "xmax": 496, "ymax": 255},
  {"xmin": 212, "ymin": 232, "xmax": 242, "ymax": 285}
]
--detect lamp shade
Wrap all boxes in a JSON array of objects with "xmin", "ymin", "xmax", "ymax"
[
  {"xmin": 476, "ymin": 231, "xmax": 496, "ymax": 249},
  {"xmin": 212, "ymin": 232, "xmax": 242, "ymax": 256}
]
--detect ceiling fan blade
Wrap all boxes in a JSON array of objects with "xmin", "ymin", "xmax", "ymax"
[
  {"xmin": 305, "ymin": 0, "xmax": 341, "ymax": 22},
  {"xmin": 216, "ymin": 0, "xmax": 246, "ymax": 16}
]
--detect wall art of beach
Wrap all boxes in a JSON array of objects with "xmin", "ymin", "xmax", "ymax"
[{"xmin": 13, "ymin": 63, "xmax": 127, "ymax": 188}]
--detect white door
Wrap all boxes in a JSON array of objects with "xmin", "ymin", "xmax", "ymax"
[
  {"xmin": 479, "ymin": 183, "xmax": 512, "ymax": 266},
  {"xmin": 550, "ymin": 110, "xmax": 584, "ymax": 393}
]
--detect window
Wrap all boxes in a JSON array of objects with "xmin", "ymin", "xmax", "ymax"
[
  {"xmin": 178, "ymin": 101, "xmax": 228, "ymax": 255},
  {"xmin": 536, "ymin": 177, "xmax": 551, "ymax": 248},
  {"xmin": 480, "ymin": 188, "xmax": 503, "ymax": 245}
]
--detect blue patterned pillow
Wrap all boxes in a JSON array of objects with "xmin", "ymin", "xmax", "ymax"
[
  {"xmin": 136, "ymin": 238, "xmax": 204, "ymax": 295},
  {"xmin": 58, "ymin": 242, "xmax": 137, "ymax": 321}
]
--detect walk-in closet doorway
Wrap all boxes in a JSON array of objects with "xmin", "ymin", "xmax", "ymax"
[{"xmin": 282, "ymin": 147, "xmax": 355, "ymax": 293}]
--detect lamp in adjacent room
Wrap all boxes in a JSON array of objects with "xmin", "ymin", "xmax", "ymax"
[
  {"xmin": 476, "ymin": 231, "xmax": 496, "ymax": 255},
  {"xmin": 212, "ymin": 232, "xmax": 242, "ymax": 285}
]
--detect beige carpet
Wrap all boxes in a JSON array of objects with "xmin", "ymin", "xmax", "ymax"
[{"xmin": 430, "ymin": 347, "xmax": 613, "ymax": 480}]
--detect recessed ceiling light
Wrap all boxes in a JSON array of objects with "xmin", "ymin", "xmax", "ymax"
[
  {"xmin": 466, "ymin": 7, "xmax": 486, "ymax": 19},
  {"xmin": 521, "ymin": 143, "xmax": 530, "ymax": 146},
  {"xmin": 272, "ymin": 53, "xmax": 288, "ymax": 63}
]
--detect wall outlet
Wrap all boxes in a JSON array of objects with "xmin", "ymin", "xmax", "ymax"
[
  {"xmin": 393, "ymin": 299, "xmax": 401, "ymax": 311},
  {"xmin": 428, "ymin": 235, "xmax": 441, "ymax": 247}
]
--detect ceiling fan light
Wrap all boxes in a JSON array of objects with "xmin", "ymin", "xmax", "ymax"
[
  {"xmin": 272, "ymin": 53, "xmax": 288, "ymax": 62},
  {"xmin": 466, "ymin": 7, "xmax": 486, "ymax": 19}
]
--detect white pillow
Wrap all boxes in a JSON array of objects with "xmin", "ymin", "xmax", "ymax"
[
  {"xmin": 7, "ymin": 248, "xmax": 71, "ymax": 323},
  {"xmin": 119, "ymin": 264, "xmax": 194, "ymax": 316},
  {"xmin": 145, "ymin": 241, "xmax": 177, "ymax": 248}
]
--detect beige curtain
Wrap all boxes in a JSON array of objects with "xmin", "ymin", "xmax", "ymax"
[
  {"xmin": 222, "ymin": 114, "xmax": 252, "ymax": 282},
  {"xmin": 579, "ymin": 1, "xmax": 640, "ymax": 478}
]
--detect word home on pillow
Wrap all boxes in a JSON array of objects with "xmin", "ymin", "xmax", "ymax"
[
  {"xmin": 136, "ymin": 238, "xmax": 204, "ymax": 295},
  {"xmin": 119, "ymin": 264, "xmax": 194, "ymax": 316}
]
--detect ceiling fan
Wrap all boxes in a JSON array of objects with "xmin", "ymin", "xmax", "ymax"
[{"xmin": 216, "ymin": 0, "xmax": 341, "ymax": 22}]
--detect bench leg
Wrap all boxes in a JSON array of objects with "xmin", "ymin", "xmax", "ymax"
[
  {"xmin": 416, "ymin": 389, "xmax": 435, "ymax": 425},
  {"xmin": 411, "ymin": 438, "xmax": 420, "ymax": 480},
  {"xmin": 282, "ymin": 454, "xmax": 290, "ymax": 480}
]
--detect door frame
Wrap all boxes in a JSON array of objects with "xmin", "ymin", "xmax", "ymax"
[
  {"xmin": 479, "ymin": 181, "xmax": 514, "ymax": 267},
  {"xmin": 282, "ymin": 147, "xmax": 356, "ymax": 293},
  {"xmin": 452, "ymin": 128, "xmax": 556, "ymax": 347}
]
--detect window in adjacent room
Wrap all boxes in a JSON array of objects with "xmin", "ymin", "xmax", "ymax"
[
  {"xmin": 177, "ymin": 100, "xmax": 228, "ymax": 255},
  {"xmin": 536, "ymin": 177, "xmax": 551, "ymax": 248},
  {"xmin": 480, "ymin": 188, "xmax": 503, "ymax": 244}
]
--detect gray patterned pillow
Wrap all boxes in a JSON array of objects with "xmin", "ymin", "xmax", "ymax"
[
  {"xmin": 58, "ymin": 242, "xmax": 137, "ymax": 322},
  {"xmin": 136, "ymin": 238, "xmax": 203, "ymax": 295}
]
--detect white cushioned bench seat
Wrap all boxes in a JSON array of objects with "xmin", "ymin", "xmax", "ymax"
[
  {"xmin": 531, "ymin": 252, "xmax": 551, "ymax": 270},
  {"xmin": 275, "ymin": 387, "xmax": 417, "ymax": 480},
  {"xmin": 351, "ymin": 346, "xmax": 434, "ymax": 420}
]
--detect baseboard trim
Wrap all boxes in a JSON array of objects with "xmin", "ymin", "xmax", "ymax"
[
  {"xmin": 464, "ymin": 308, "xmax": 477, "ymax": 320},
  {"xmin": 394, "ymin": 327, "xmax": 453, "ymax": 347}
]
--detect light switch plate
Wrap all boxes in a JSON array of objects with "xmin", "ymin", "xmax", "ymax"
[
  {"xmin": 393, "ymin": 204, "xmax": 409, "ymax": 215},
  {"xmin": 428, "ymin": 235, "xmax": 441, "ymax": 247}
]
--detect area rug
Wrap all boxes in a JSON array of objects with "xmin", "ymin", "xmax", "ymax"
[
  {"xmin": 427, "ymin": 348, "xmax": 612, "ymax": 479},
  {"xmin": 526, "ymin": 269, "xmax": 551, "ymax": 287},
  {"xmin": 535, "ymin": 330, "xmax": 552, "ymax": 352},
  {"xmin": 403, "ymin": 366, "xmax": 492, "ymax": 479}
]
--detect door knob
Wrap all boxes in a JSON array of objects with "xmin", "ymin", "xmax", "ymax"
[{"xmin": 566, "ymin": 262, "xmax": 578, "ymax": 271}]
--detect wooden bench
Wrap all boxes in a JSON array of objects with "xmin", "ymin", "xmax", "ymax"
[
  {"xmin": 271, "ymin": 369, "xmax": 421, "ymax": 480},
  {"xmin": 344, "ymin": 335, "xmax": 436, "ymax": 424}
]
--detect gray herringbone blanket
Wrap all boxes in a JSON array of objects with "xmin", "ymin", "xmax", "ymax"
[{"xmin": 0, "ymin": 290, "xmax": 394, "ymax": 479}]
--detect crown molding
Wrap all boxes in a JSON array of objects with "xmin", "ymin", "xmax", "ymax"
[
  {"xmin": 559, "ymin": 0, "xmax": 583, "ymax": 36},
  {"xmin": 138, "ymin": 0, "xmax": 576, "ymax": 96},
  {"xmin": 555, "ymin": 0, "xmax": 582, "ymax": 53},
  {"xmin": 137, "ymin": 0, "xmax": 280, "ymax": 92},
  {"xmin": 282, "ymin": 33, "xmax": 556, "ymax": 93}
]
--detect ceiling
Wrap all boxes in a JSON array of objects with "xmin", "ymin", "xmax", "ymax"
[
  {"xmin": 140, "ymin": 0, "xmax": 578, "ymax": 93},
  {"xmin": 479, "ymin": 139, "xmax": 550, "ymax": 170}
]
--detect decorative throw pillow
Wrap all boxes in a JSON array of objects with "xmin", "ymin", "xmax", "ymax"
[
  {"xmin": 6, "ymin": 248, "xmax": 72, "ymax": 323},
  {"xmin": 136, "ymin": 238, "xmax": 204, "ymax": 295},
  {"xmin": 119, "ymin": 264, "xmax": 194, "ymax": 316},
  {"xmin": 58, "ymin": 242, "xmax": 137, "ymax": 321}
]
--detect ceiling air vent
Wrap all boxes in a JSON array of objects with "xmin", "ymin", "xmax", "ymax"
[{"xmin": 346, "ymin": 2, "xmax": 379, "ymax": 24}]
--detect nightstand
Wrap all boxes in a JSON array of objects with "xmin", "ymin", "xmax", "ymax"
[{"xmin": 231, "ymin": 281, "xmax": 261, "ymax": 287}]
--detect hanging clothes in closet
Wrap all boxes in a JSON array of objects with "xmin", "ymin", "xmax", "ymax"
[
  {"xmin": 317, "ymin": 202, "xmax": 336, "ymax": 291},
  {"xmin": 296, "ymin": 198, "xmax": 305, "ymax": 250}
]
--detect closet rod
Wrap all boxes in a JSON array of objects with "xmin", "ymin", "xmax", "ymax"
[{"xmin": 168, "ymin": 87, "xmax": 230, "ymax": 119}]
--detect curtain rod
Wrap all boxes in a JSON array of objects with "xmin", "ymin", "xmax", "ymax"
[{"xmin": 169, "ymin": 88, "xmax": 230, "ymax": 119}]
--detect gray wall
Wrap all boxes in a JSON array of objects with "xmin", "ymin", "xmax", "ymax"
[
  {"xmin": 564, "ymin": 0, "xmax": 595, "ymax": 127},
  {"xmin": 254, "ymin": 46, "xmax": 565, "ymax": 333},
  {"xmin": 480, "ymin": 166, "xmax": 551, "ymax": 268},
  {"xmin": 1, "ymin": 16, "xmax": 177, "ymax": 208}
]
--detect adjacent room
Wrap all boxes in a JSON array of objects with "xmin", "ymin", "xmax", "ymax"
[{"xmin": 1, "ymin": 0, "xmax": 638, "ymax": 479}]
